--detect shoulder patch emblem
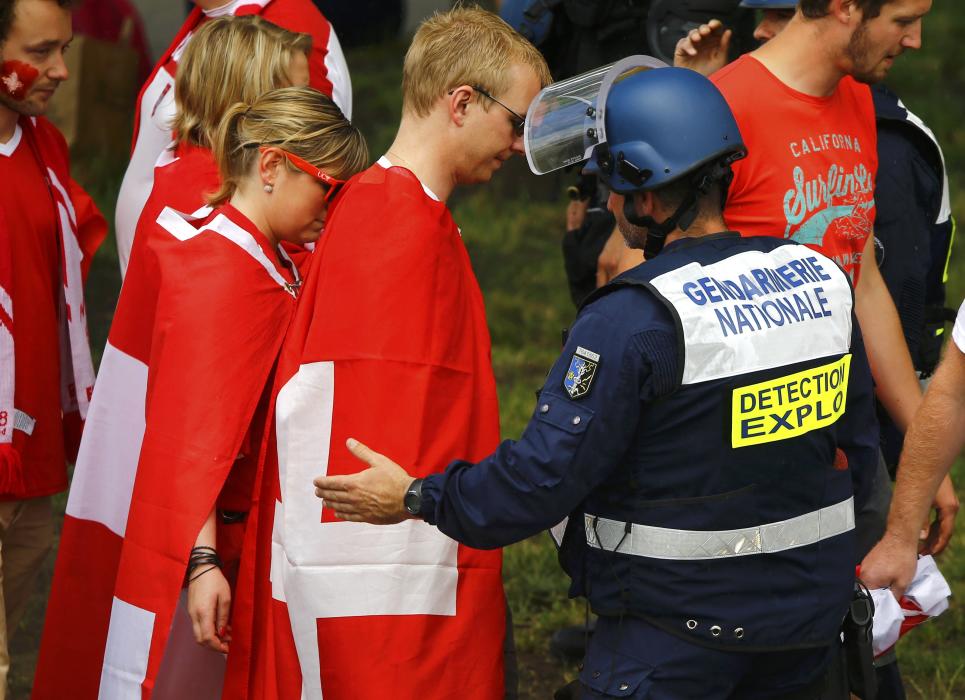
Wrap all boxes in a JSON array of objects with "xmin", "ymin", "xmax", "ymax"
[{"xmin": 563, "ymin": 346, "xmax": 600, "ymax": 399}]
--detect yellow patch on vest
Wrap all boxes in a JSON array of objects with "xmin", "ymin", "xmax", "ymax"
[{"xmin": 731, "ymin": 355, "xmax": 852, "ymax": 447}]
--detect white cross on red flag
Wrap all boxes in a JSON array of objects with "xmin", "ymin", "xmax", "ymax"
[{"xmin": 224, "ymin": 163, "xmax": 508, "ymax": 699}]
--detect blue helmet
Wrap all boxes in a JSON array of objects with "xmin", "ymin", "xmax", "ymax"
[
  {"xmin": 498, "ymin": 0, "xmax": 555, "ymax": 47},
  {"xmin": 592, "ymin": 66, "xmax": 746, "ymax": 195},
  {"xmin": 739, "ymin": 0, "xmax": 797, "ymax": 8}
]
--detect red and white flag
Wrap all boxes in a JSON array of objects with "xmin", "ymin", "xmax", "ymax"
[
  {"xmin": 866, "ymin": 556, "xmax": 952, "ymax": 657},
  {"xmin": 225, "ymin": 163, "xmax": 507, "ymax": 699},
  {"xmin": 35, "ymin": 203, "xmax": 300, "ymax": 699},
  {"xmin": 114, "ymin": 0, "xmax": 352, "ymax": 275}
]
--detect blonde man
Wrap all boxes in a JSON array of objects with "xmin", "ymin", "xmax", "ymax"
[{"xmin": 227, "ymin": 7, "xmax": 550, "ymax": 699}]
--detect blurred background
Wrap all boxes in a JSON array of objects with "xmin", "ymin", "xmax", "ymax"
[{"xmin": 14, "ymin": 1, "xmax": 965, "ymax": 697}]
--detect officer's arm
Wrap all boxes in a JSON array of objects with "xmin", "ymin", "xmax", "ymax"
[
  {"xmin": 837, "ymin": 317, "xmax": 880, "ymax": 508},
  {"xmin": 419, "ymin": 303, "xmax": 670, "ymax": 550}
]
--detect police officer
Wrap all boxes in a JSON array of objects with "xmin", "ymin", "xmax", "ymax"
[{"xmin": 314, "ymin": 62, "xmax": 879, "ymax": 699}]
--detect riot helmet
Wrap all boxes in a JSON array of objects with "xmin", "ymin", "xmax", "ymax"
[{"xmin": 524, "ymin": 57, "xmax": 745, "ymax": 256}]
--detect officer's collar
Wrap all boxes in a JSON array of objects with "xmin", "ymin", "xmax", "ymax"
[{"xmin": 660, "ymin": 230, "xmax": 739, "ymax": 254}]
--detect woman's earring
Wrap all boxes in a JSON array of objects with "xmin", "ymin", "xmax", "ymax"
[{"xmin": 264, "ymin": 183, "xmax": 274, "ymax": 193}]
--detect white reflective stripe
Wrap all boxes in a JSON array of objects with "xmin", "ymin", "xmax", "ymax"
[
  {"xmin": 584, "ymin": 497, "xmax": 854, "ymax": 560},
  {"xmin": 12, "ymin": 409, "xmax": 35, "ymax": 435},
  {"xmin": 549, "ymin": 517, "xmax": 568, "ymax": 548}
]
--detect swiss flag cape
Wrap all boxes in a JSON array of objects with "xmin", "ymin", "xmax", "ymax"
[
  {"xmin": 224, "ymin": 163, "xmax": 507, "ymax": 699},
  {"xmin": 130, "ymin": 0, "xmax": 347, "ymax": 146},
  {"xmin": 34, "ymin": 204, "xmax": 300, "ymax": 699},
  {"xmin": 116, "ymin": 0, "xmax": 351, "ymax": 275},
  {"xmin": 0, "ymin": 116, "xmax": 104, "ymax": 487}
]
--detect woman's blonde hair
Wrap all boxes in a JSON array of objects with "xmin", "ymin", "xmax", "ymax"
[
  {"xmin": 209, "ymin": 86, "xmax": 368, "ymax": 205},
  {"xmin": 401, "ymin": 5, "xmax": 551, "ymax": 118},
  {"xmin": 172, "ymin": 15, "xmax": 312, "ymax": 148}
]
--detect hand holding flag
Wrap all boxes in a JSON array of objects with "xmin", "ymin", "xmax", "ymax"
[
  {"xmin": 860, "ymin": 530, "xmax": 919, "ymax": 599},
  {"xmin": 313, "ymin": 438, "xmax": 414, "ymax": 524}
]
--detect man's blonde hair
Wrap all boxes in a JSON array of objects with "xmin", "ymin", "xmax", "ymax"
[
  {"xmin": 209, "ymin": 86, "xmax": 368, "ymax": 205},
  {"xmin": 172, "ymin": 15, "xmax": 312, "ymax": 148},
  {"xmin": 401, "ymin": 5, "xmax": 551, "ymax": 118}
]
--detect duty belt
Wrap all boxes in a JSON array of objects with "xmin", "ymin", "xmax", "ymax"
[{"xmin": 584, "ymin": 497, "xmax": 854, "ymax": 560}]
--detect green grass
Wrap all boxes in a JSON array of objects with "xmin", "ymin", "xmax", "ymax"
[{"xmin": 15, "ymin": 9, "xmax": 965, "ymax": 697}]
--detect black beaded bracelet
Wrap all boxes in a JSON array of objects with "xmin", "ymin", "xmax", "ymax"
[{"xmin": 187, "ymin": 545, "xmax": 223, "ymax": 583}]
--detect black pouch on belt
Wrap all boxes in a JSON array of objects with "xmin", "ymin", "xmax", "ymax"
[{"xmin": 843, "ymin": 580, "xmax": 878, "ymax": 700}]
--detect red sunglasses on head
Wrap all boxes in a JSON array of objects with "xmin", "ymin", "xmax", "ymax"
[{"xmin": 259, "ymin": 145, "xmax": 345, "ymax": 202}]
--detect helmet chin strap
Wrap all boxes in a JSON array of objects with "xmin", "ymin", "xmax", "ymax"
[
  {"xmin": 622, "ymin": 161, "xmax": 734, "ymax": 259},
  {"xmin": 623, "ymin": 190, "xmax": 700, "ymax": 260}
]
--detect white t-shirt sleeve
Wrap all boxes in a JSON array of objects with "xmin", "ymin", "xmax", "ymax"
[
  {"xmin": 952, "ymin": 301, "xmax": 965, "ymax": 352},
  {"xmin": 953, "ymin": 299, "xmax": 965, "ymax": 352}
]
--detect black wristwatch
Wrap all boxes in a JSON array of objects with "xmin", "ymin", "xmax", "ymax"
[{"xmin": 404, "ymin": 478, "xmax": 424, "ymax": 517}]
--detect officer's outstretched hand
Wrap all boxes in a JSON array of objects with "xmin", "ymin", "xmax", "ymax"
[
  {"xmin": 673, "ymin": 19, "xmax": 732, "ymax": 77},
  {"xmin": 313, "ymin": 438, "xmax": 413, "ymax": 525},
  {"xmin": 859, "ymin": 531, "xmax": 918, "ymax": 600}
]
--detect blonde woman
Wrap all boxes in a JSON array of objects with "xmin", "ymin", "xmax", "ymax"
[
  {"xmin": 36, "ymin": 19, "xmax": 321, "ymax": 698},
  {"xmin": 132, "ymin": 13, "xmax": 313, "ymax": 270},
  {"xmin": 36, "ymin": 87, "xmax": 366, "ymax": 698},
  {"xmin": 113, "ymin": 0, "xmax": 351, "ymax": 276}
]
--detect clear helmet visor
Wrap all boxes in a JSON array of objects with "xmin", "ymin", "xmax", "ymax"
[{"xmin": 524, "ymin": 55, "xmax": 668, "ymax": 176}]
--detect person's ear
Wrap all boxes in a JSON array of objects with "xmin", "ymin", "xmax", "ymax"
[
  {"xmin": 832, "ymin": 0, "xmax": 860, "ymax": 25},
  {"xmin": 447, "ymin": 85, "xmax": 474, "ymax": 127},
  {"xmin": 258, "ymin": 147, "xmax": 285, "ymax": 189},
  {"xmin": 633, "ymin": 190, "xmax": 656, "ymax": 219}
]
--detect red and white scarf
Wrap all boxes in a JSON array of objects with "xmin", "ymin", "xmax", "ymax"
[
  {"xmin": 0, "ymin": 118, "xmax": 95, "ymax": 488},
  {"xmin": 0, "ymin": 206, "xmax": 15, "ymax": 478}
]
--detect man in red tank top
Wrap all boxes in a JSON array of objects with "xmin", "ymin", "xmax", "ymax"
[
  {"xmin": 704, "ymin": 3, "xmax": 941, "ymax": 695},
  {"xmin": 706, "ymin": 0, "xmax": 954, "ymax": 560}
]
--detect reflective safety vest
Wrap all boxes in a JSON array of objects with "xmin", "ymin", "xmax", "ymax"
[{"xmin": 558, "ymin": 233, "xmax": 866, "ymax": 651}]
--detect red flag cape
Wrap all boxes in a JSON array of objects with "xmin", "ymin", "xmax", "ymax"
[
  {"xmin": 34, "ymin": 204, "xmax": 300, "ymax": 699},
  {"xmin": 225, "ymin": 163, "xmax": 507, "ymax": 700},
  {"xmin": 129, "ymin": 0, "xmax": 341, "ymax": 152},
  {"xmin": 117, "ymin": 0, "xmax": 349, "ymax": 275}
]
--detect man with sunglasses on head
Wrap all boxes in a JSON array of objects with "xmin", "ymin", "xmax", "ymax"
[{"xmin": 230, "ymin": 8, "xmax": 552, "ymax": 699}]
